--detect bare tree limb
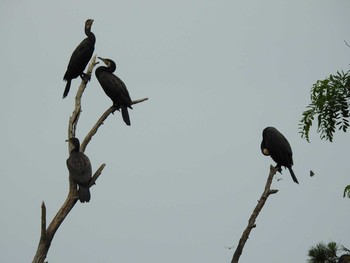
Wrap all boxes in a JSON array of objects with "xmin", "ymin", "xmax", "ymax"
[
  {"xmin": 32, "ymin": 56, "xmax": 101, "ymax": 263},
  {"xmin": 33, "ymin": 53, "xmax": 147, "ymax": 262},
  {"xmin": 231, "ymin": 165, "xmax": 278, "ymax": 263},
  {"xmin": 68, "ymin": 55, "xmax": 98, "ymax": 144},
  {"xmin": 80, "ymin": 97, "xmax": 148, "ymax": 152},
  {"xmin": 88, "ymin": 163, "xmax": 106, "ymax": 187},
  {"xmin": 40, "ymin": 202, "xmax": 46, "ymax": 240},
  {"xmin": 131, "ymin": 97, "xmax": 149, "ymax": 105}
]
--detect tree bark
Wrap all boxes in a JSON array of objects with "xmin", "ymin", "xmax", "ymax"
[{"xmin": 231, "ymin": 165, "xmax": 278, "ymax": 263}]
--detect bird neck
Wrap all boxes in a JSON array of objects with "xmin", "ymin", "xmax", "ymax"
[
  {"xmin": 97, "ymin": 65, "xmax": 115, "ymax": 73},
  {"xmin": 107, "ymin": 61, "xmax": 116, "ymax": 73},
  {"xmin": 107, "ymin": 64, "xmax": 116, "ymax": 73},
  {"xmin": 70, "ymin": 145, "xmax": 80, "ymax": 153},
  {"xmin": 85, "ymin": 28, "xmax": 95, "ymax": 43}
]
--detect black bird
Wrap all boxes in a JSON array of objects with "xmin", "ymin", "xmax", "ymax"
[
  {"xmin": 63, "ymin": 19, "xmax": 96, "ymax": 99},
  {"xmin": 66, "ymin": 137, "xmax": 92, "ymax": 202},
  {"xmin": 95, "ymin": 57, "xmax": 133, "ymax": 126},
  {"xmin": 260, "ymin": 127, "xmax": 299, "ymax": 184}
]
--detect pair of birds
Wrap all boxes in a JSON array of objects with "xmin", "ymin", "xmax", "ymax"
[
  {"xmin": 63, "ymin": 19, "xmax": 132, "ymax": 126},
  {"xmin": 64, "ymin": 19, "xmax": 132, "ymax": 203}
]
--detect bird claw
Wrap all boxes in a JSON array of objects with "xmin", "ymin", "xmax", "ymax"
[
  {"xmin": 275, "ymin": 165, "xmax": 282, "ymax": 174},
  {"xmin": 111, "ymin": 105, "xmax": 120, "ymax": 114},
  {"xmin": 80, "ymin": 73, "xmax": 91, "ymax": 82}
]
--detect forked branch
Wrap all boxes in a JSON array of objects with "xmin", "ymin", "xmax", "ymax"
[
  {"xmin": 32, "ymin": 56, "xmax": 103, "ymax": 263},
  {"xmin": 33, "ymin": 54, "xmax": 148, "ymax": 263}
]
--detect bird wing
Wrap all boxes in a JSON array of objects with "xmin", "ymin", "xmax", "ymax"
[
  {"xmin": 66, "ymin": 152, "xmax": 92, "ymax": 185},
  {"xmin": 263, "ymin": 127, "xmax": 293, "ymax": 166},
  {"xmin": 112, "ymin": 74, "xmax": 133, "ymax": 108},
  {"xmin": 96, "ymin": 71, "xmax": 132, "ymax": 108},
  {"xmin": 66, "ymin": 38, "xmax": 95, "ymax": 77}
]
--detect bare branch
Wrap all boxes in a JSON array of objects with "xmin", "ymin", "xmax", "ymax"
[
  {"xmin": 33, "ymin": 53, "xmax": 146, "ymax": 262},
  {"xmin": 40, "ymin": 202, "xmax": 46, "ymax": 239},
  {"xmin": 81, "ymin": 106, "xmax": 115, "ymax": 152},
  {"xmin": 88, "ymin": 163, "xmax": 106, "ymax": 187},
  {"xmin": 33, "ymin": 56, "xmax": 100, "ymax": 263},
  {"xmin": 68, "ymin": 55, "xmax": 98, "ymax": 142},
  {"xmin": 231, "ymin": 165, "xmax": 278, "ymax": 263},
  {"xmin": 80, "ymin": 97, "xmax": 148, "ymax": 152},
  {"xmin": 132, "ymin": 97, "xmax": 149, "ymax": 105}
]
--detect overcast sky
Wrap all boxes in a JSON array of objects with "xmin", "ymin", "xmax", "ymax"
[{"xmin": 1, "ymin": 1, "xmax": 349, "ymax": 262}]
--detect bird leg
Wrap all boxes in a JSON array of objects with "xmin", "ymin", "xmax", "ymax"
[
  {"xmin": 80, "ymin": 72, "xmax": 91, "ymax": 82},
  {"xmin": 111, "ymin": 104, "xmax": 120, "ymax": 115},
  {"xmin": 275, "ymin": 164, "xmax": 282, "ymax": 174}
]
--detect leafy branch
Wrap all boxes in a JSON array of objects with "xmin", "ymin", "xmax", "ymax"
[{"xmin": 299, "ymin": 70, "xmax": 350, "ymax": 142}]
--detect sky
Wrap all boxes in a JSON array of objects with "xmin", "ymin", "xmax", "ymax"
[{"xmin": 0, "ymin": 0, "xmax": 349, "ymax": 262}]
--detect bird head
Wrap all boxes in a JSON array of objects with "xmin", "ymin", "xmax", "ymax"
[
  {"xmin": 262, "ymin": 148, "xmax": 270, "ymax": 156},
  {"xmin": 66, "ymin": 137, "xmax": 81, "ymax": 152},
  {"xmin": 85, "ymin": 19, "xmax": 94, "ymax": 30},
  {"xmin": 98, "ymin": 57, "xmax": 114, "ymax": 68}
]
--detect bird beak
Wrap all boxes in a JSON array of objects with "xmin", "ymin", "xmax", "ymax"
[{"xmin": 98, "ymin": 57, "xmax": 107, "ymax": 65}]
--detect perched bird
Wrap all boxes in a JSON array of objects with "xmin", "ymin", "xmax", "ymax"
[
  {"xmin": 95, "ymin": 57, "xmax": 133, "ymax": 126},
  {"xmin": 66, "ymin": 137, "xmax": 92, "ymax": 202},
  {"xmin": 63, "ymin": 19, "xmax": 96, "ymax": 99},
  {"xmin": 260, "ymin": 127, "xmax": 299, "ymax": 184}
]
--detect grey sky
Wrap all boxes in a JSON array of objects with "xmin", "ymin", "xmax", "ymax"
[{"xmin": 0, "ymin": 0, "xmax": 349, "ymax": 262}]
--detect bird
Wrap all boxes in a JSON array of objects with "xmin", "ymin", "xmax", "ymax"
[
  {"xmin": 95, "ymin": 57, "xmax": 133, "ymax": 126},
  {"xmin": 63, "ymin": 19, "xmax": 96, "ymax": 99},
  {"xmin": 66, "ymin": 137, "xmax": 92, "ymax": 202},
  {"xmin": 260, "ymin": 127, "xmax": 299, "ymax": 184}
]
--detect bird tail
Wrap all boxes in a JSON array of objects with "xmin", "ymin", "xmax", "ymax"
[
  {"xmin": 78, "ymin": 186, "xmax": 91, "ymax": 203},
  {"xmin": 288, "ymin": 167, "xmax": 299, "ymax": 184},
  {"xmin": 63, "ymin": 79, "xmax": 71, "ymax": 99},
  {"xmin": 121, "ymin": 107, "xmax": 131, "ymax": 126}
]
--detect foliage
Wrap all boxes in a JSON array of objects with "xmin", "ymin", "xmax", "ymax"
[
  {"xmin": 300, "ymin": 70, "xmax": 350, "ymax": 199},
  {"xmin": 307, "ymin": 242, "xmax": 339, "ymax": 263},
  {"xmin": 299, "ymin": 70, "xmax": 350, "ymax": 142},
  {"xmin": 307, "ymin": 242, "xmax": 350, "ymax": 263}
]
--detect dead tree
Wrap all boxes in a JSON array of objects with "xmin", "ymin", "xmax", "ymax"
[
  {"xmin": 32, "ymin": 55, "xmax": 148, "ymax": 263},
  {"xmin": 231, "ymin": 165, "xmax": 278, "ymax": 263}
]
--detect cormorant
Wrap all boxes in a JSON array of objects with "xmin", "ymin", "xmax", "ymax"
[
  {"xmin": 260, "ymin": 127, "xmax": 299, "ymax": 184},
  {"xmin": 66, "ymin": 137, "xmax": 92, "ymax": 202},
  {"xmin": 63, "ymin": 19, "xmax": 95, "ymax": 99},
  {"xmin": 95, "ymin": 57, "xmax": 133, "ymax": 126}
]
